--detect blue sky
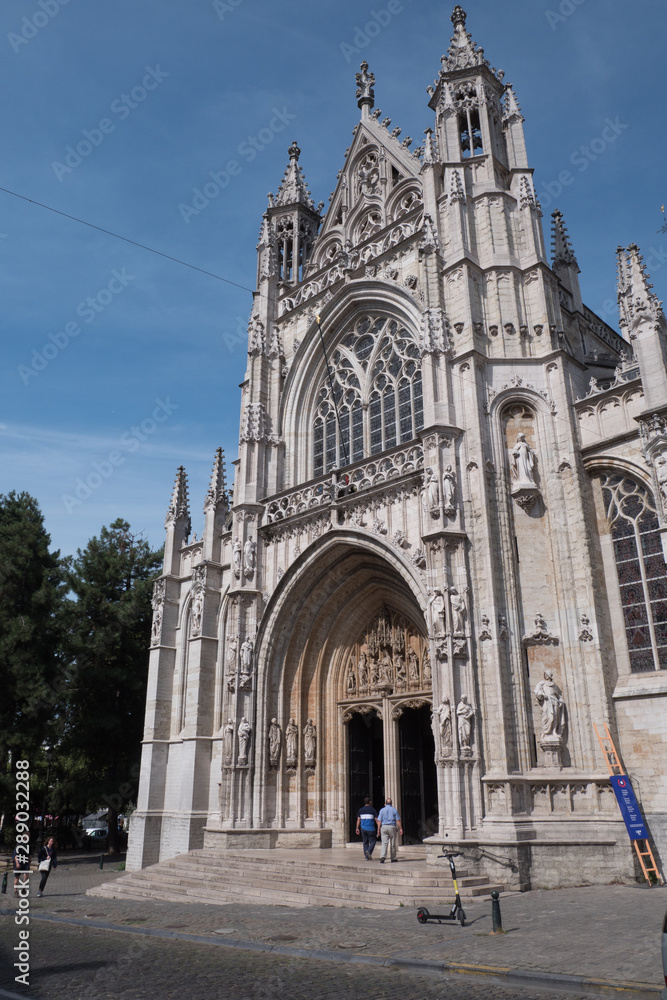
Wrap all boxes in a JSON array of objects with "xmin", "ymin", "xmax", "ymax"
[{"xmin": 1, "ymin": 0, "xmax": 665, "ymax": 558}]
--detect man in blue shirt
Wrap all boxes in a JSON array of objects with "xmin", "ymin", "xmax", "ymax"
[
  {"xmin": 355, "ymin": 797, "xmax": 378, "ymax": 860},
  {"xmin": 377, "ymin": 797, "xmax": 403, "ymax": 862}
]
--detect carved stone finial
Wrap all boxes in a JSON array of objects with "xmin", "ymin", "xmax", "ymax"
[
  {"xmin": 356, "ymin": 60, "xmax": 375, "ymax": 112},
  {"xmin": 204, "ymin": 447, "xmax": 228, "ymax": 513},
  {"xmin": 165, "ymin": 465, "xmax": 191, "ymax": 535},
  {"xmin": 451, "ymin": 5, "xmax": 467, "ymax": 28},
  {"xmin": 551, "ymin": 209, "xmax": 580, "ymax": 271},
  {"xmin": 287, "ymin": 140, "xmax": 300, "ymax": 160}
]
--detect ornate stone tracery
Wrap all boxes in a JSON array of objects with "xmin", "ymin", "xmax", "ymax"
[{"xmin": 341, "ymin": 607, "xmax": 430, "ymax": 701}]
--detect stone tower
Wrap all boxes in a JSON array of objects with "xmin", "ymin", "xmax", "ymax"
[{"xmin": 128, "ymin": 7, "xmax": 667, "ymax": 888}]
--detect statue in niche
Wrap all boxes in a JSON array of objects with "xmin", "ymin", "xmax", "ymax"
[
  {"xmin": 422, "ymin": 467, "xmax": 440, "ymax": 515},
  {"xmin": 369, "ymin": 656, "xmax": 380, "ymax": 688},
  {"xmin": 240, "ymin": 636, "xmax": 253, "ymax": 676},
  {"xmin": 223, "ymin": 718, "xmax": 234, "ymax": 766},
  {"xmin": 429, "ymin": 589, "xmax": 446, "ymax": 636},
  {"xmin": 286, "ymin": 718, "xmax": 298, "ymax": 767},
  {"xmin": 243, "ymin": 539, "xmax": 256, "ymax": 578},
  {"xmin": 442, "ymin": 465, "xmax": 457, "ymax": 515},
  {"xmin": 423, "ymin": 650, "xmax": 432, "ymax": 684},
  {"xmin": 457, "ymin": 696, "xmax": 474, "ymax": 755},
  {"xmin": 357, "ymin": 652, "xmax": 368, "ymax": 689},
  {"xmin": 232, "ymin": 538, "xmax": 242, "ymax": 578},
  {"xmin": 534, "ymin": 670, "xmax": 566, "ymax": 739},
  {"xmin": 151, "ymin": 601, "xmax": 163, "ymax": 646},
  {"xmin": 408, "ymin": 647, "xmax": 419, "ymax": 681},
  {"xmin": 237, "ymin": 717, "xmax": 252, "ymax": 764},
  {"xmin": 303, "ymin": 719, "xmax": 317, "ymax": 767},
  {"xmin": 437, "ymin": 697, "xmax": 453, "ymax": 752},
  {"xmin": 511, "ymin": 433, "xmax": 538, "ymax": 488},
  {"xmin": 191, "ymin": 589, "xmax": 204, "ymax": 633},
  {"xmin": 346, "ymin": 663, "xmax": 357, "ymax": 695},
  {"xmin": 449, "ymin": 588, "xmax": 466, "ymax": 636},
  {"xmin": 268, "ymin": 718, "xmax": 281, "ymax": 767},
  {"xmin": 394, "ymin": 652, "xmax": 406, "ymax": 684},
  {"xmin": 379, "ymin": 652, "xmax": 393, "ymax": 685}
]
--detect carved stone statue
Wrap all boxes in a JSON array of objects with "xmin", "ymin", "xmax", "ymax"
[
  {"xmin": 457, "ymin": 696, "xmax": 474, "ymax": 755},
  {"xmin": 191, "ymin": 589, "xmax": 204, "ymax": 633},
  {"xmin": 511, "ymin": 433, "xmax": 538, "ymax": 487},
  {"xmin": 379, "ymin": 653, "xmax": 393, "ymax": 685},
  {"xmin": 423, "ymin": 650, "xmax": 431, "ymax": 684},
  {"xmin": 232, "ymin": 538, "xmax": 242, "ymax": 578},
  {"xmin": 429, "ymin": 589, "xmax": 446, "ymax": 636},
  {"xmin": 268, "ymin": 718, "xmax": 281, "ymax": 767},
  {"xmin": 394, "ymin": 653, "xmax": 406, "ymax": 683},
  {"xmin": 449, "ymin": 588, "xmax": 466, "ymax": 636},
  {"xmin": 244, "ymin": 539, "xmax": 256, "ymax": 578},
  {"xmin": 655, "ymin": 449, "xmax": 667, "ymax": 506},
  {"xmin": 223, "ymin": 718, "xmax": 234, "ymax": 766},
  {"xmin": 303, "ymin": 719, "xmax": 317, "ymax": 767},
  {"xmin": 286, "ymin": 718, "xmax": 298, "ymax": 767},
  {"xmin": 346, "ymin": 663, "xmax": 357, "ymax": 695},
  {"xmin": 534, "ymin": 670, "xmax": 566, "ymax": 739},
  {"xmin": 422, "ymin": 467, "xmax": 440, "ymax": 514},
  {"xmin": 227, "ymin": 634, "xmax": 237, "ymax": 667},
  {"xmin": 237, "ymin": 717, "xmax": 252, "ymax": 764},
  {"xmin": 358, "ymin": 652, "xmax": 368, "ymax": 689},
  {"xmin": 408, "ymin": 647, "xmax": 419, "ymax": 681},
  {"xmin": 437, "ymin": 697, "xmax": 453, "ymax": 753},
  {"xmin": 369, "ymin": 656, "xmax": 379, "ymax": 688},
  {"xmin": 442, "ymin": 464, "xmax": 457, "ymax": 515},
  {"xmin": 151, "ymin": 602, "xmax": 163, "ymax": 646}
]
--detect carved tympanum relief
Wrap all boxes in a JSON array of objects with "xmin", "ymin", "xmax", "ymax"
[{"xmin": 342, "ymin": 607, "xmax": 430, "ymax": 699}]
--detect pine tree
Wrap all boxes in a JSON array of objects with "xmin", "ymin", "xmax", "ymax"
[{"xmin": 62, "ymin": 519, "xmax": 162, "ymax": 853}]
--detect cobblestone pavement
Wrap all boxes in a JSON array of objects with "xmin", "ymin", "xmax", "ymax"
[
  {"xmin": 1, "ymin": 854, "xmax": 665, "ymax": 997},
  {"xmin": 0, "ymin": 920, "xmax": 646, "ymax": 1000}
]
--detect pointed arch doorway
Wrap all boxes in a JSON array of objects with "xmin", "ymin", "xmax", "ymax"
[{"xmin": 342, "ymin": 606, "xmax": 437, "ymax": 843}]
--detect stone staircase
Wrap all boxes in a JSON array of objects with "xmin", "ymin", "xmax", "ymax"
[{"xmin": 88, "ymin": 847, "xmax": 506, "ymax": 910}]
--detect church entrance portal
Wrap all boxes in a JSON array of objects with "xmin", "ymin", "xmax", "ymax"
[
  {"xmin": 398, "ymin": 704, "xmax": 438, "ymax": 843},
  {"xmin": 347, "ymin": 711, "xmax": 384, "ymax": 841}
]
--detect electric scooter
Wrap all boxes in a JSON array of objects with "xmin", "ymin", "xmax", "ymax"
[{"xmin": 416, "ymin": 851, "xmax": 466, "ymax": 927}]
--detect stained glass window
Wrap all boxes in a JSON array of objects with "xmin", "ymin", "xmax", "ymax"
[
  {"xmin": 313, "ymin": 314, "xmax": 425, "ymax": 475},
  {"xmin": 600, "ymin": 473, "xmax": 667, "ymax": 672}
]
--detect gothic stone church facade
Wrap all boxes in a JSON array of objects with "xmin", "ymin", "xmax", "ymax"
[{"xmin": 128, "ymin": 8, "xmax": 667, "ymax": 888}]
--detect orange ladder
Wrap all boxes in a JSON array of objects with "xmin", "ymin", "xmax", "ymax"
[{"xmin": 594, "ymin": 722, "xmax": 664, "ymax": 885}]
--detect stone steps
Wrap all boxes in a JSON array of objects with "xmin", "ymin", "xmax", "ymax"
[{"xmin": 89, "ymin": 848, "xmax": 506, "ymax": 909}]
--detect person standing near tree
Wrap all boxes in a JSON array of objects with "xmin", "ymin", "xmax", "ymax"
[
  {"xmin": 355, "ymin": 797, "xmax": 378, "ymax": 860},
  {"xmin": 377, "ymin": 797, "xmax": 403, "ymax": 863},
  {"xmin": 36, "ymin": 837, "xmax": 57, "ymax": 897}
]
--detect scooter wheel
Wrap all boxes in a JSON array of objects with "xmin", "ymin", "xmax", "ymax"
[
  {"xmin": 417, "ymin": 907, "xmax": 430, "ymax": 923},
  {"xmin": 458, "ymin": 909, "xmax": 466, "ymax": 927}
]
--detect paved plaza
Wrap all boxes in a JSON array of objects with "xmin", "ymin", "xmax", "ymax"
[{"xmin": 0, "ymin": 854, "xmax": 665, "ymax": 998}]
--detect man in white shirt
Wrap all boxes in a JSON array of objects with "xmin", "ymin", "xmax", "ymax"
[{"xmin": 376, "ymin": 797, "xmax": 403, "ymax": 863}]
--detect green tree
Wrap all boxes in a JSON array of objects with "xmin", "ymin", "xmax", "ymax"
[
  {"xmin": 61, "ymin": 519, "xmax": 162, "ymax": 854},
  {"xmin": 0, "ymin": 492, "xmax": 67, "ymax": 818}
]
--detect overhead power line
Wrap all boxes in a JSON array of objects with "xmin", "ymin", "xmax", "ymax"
[{"xmin": 0, "ymin": 184, "xmax": 255, "ymax": 293}]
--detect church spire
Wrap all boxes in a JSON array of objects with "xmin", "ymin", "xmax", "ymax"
[
  {"xmin": 551, "ymin": 210, "xmax": 582, "ymax": 312},
  {"xmin": 204, "ymin": 447, "xmax": 228, "ymax": 512},
  {"xmin": 164, "ymin": 465, "xmax": 191, "ymax": 575},
  {"xmin": 274, "ymin": 141, "xmax": 315, "ymax": 209},
  {"xmin": 439, "ymin": 6, "xmax": 500, "ymax": 77},
  {"xmin": 617, "ymin": 243, "xmax": 667, "ymax": 411}
]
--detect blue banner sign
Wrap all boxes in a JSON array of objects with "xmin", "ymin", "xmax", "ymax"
[{"xmin": 610, "ymin": 775, "xmax": 649, "ymax": 841}]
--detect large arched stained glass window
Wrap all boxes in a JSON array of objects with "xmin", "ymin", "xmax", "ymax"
[
  {"xmin": 600, "ymin": 473, "xmax": 667, "ymax": 672},
  {"xmin": 313, "ymin": 314, "xmax": 424, "ymax": 476}
]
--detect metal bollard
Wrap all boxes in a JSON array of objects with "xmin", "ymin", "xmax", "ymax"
[
  {"xmin": 99, "ymin": 854, "xmax": 104, "ymax": 870},
  {"xmin": 1, "ymin": 872, "xmax": 7, "ymax": 894},
  {"xmin": 490, "ymin": 890, "xmax": 504, "ymax": 934}
]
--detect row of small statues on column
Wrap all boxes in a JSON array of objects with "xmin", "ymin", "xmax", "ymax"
[
  {"xmin": 268, "ymin": 717, "xmax": 317, "ymax": 769},
  {"xmin": 434, "ymin": 695, "xmax": 475, "ymax": 760}
]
